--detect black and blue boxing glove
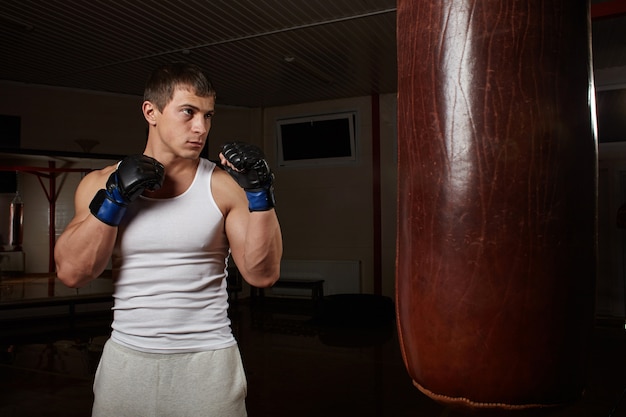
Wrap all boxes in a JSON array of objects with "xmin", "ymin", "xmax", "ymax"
[
  {"xmin": 89, "ymin": 154, "xmax": 165, "ymax": 226},
  {"xmin": 221, "ymin": 142, "xmax": 275, "ymax": 212}
]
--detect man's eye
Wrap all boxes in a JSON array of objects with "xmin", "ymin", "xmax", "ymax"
[
  {"xmin": 183, "ymin": 108, "xmax": 193, "ymax": 116},
  {"xmin": 205, "ymin": 113, "xmax": 213, "ymax": 120}
]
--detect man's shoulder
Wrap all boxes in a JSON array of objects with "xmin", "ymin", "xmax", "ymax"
[
  {"xmin": 210, "ymin": 163, "xmax": 238, "ymax": 187},
  {"xmin": 209, "ymin": 161, "xmax": 246, "ymax": 212},
  {"xmin": 80, "ymin": 163, "xmax": 116, "ymax": 189}
]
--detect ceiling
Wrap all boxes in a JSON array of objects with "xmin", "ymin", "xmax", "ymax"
[{"xmin": 0, "ymin": 1, "xmax": 625, "ymax": 108}]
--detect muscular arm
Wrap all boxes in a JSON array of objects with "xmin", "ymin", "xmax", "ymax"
[
  {"xmin": 55, "ymin": 167, "xmax": 118, "ymax": 288},
  {"xmin": 55, "ymin": 154, "xmax": 164, "ymax": 288},
  {"xmin": 213, "ymin": 168, "xmax": 282, "ymax": 288}
]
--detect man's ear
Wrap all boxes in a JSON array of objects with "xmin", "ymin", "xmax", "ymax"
[{"xmin": 142, "ymin": 101, "xmax": 158, "ymax": 125}]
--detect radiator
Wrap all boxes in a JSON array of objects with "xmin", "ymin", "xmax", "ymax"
[
  {"xmin": 267, "ymin": 259, "xmax": 361, "ymax": 297},
  {"xmin": 0, "ymin": 251, "xmax": 25, "ymax": 272}
]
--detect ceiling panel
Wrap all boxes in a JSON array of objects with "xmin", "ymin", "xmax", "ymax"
[
  {"xmin": 0, "ymin": 0, "xmax": 397, "ymax": 107},
  {"xmin": 0, "ymin": 1, "xmax": 624, "ymax": 108}
]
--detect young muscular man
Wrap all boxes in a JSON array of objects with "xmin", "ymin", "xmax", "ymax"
[{"xmin": 55, "ymin": 62, "xmax": 282, "ymax": 416}]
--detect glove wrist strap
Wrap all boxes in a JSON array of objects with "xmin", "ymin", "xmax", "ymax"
[
  {"xmin": 89, "ymin": 189, "xmax": 127, "ymax": 226},
  {"xmin": 245, "ymin": 187, "xmax": 276, "ymax": 212}
]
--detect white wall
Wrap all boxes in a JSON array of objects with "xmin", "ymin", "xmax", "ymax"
[
  {"xmin": 379, "ymin": 94, "xmax": 398, "ymax": 297},
  {"xmin": 263, "ymin": 94, "xmax": 397, "ymax": 296},
  {"xmin": 0, "ymin": 82, "xmax": 146, "ymax": 155},
  {"xmin": 0, "ymin": 82, "xmax": 399, "ymax": 299}
]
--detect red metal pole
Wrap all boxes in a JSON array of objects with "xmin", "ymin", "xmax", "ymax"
[
  {"xmin": 48, "ymin": 161, "xmax": 56, "ymax": 274},
  {"xmin": 47, "ymin": 161, "xmax": 56, "ymax": 295},
  {"xmin": 372, "ymin": 93, "xmax": 382, "ymax": 295}
]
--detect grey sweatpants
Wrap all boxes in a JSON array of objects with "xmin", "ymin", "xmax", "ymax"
[{"xmin": 92, "ymin": 340, "xmax": 247, "ymax": 417}]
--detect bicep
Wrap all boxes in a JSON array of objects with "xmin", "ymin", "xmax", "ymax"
[
  {"xmin": 222, "ymin": 190, "xmax": 251, "ymax": 269},
  {"xmin": 212, "ymin": 169, "xmax": 251, "ymax": 268}
]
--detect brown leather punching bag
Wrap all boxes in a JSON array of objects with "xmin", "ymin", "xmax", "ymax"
[{"xmin": 396, "ymin": 0, "xmax": 597, "ymax": 412}]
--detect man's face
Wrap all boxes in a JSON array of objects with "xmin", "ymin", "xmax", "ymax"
[{"xmin": 153, "ymin": 86, "xmax": 215, "ymax": 159}]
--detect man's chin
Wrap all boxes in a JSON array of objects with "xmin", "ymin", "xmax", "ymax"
[{"xmin": 181, "ymin": 148, "xmax": 203, "ymax": 159}]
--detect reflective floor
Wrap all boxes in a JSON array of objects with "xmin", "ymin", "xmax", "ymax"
[{"xmin": 0, "ymin": 280, "xmax": 626, "ymax": 416}]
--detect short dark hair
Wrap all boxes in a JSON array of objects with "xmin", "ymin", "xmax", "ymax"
[{"xmin": 143, "ymin": 62, "xmax": 216, "ymax": 111}]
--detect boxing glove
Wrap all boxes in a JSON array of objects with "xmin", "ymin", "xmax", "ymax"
[
  {"xmin": 221, "ymin": 142, "xmax": 275, "ymax": 211},
  {"xmin": 89, "ymin": 154, "xmax": 165, "ymax": 226}
]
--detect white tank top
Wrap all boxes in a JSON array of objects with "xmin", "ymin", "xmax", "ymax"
[{"xmin": 110, "ymin": 158, "xmax": 235, "ymax": 353}]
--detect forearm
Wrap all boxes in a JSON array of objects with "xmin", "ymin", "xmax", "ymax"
[
  {"xmin": 219, "ymin": 142, "xmax": 282, "ymax": 287},
  {"xmin": 55, "ymin": 216, "xmax": 117, "ymax": 288},
  {"xmin": 239, "ymin": 211, "xmax": 282, "ymax": 287}
]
